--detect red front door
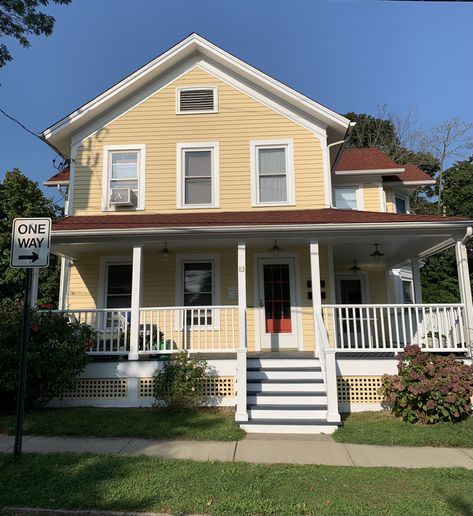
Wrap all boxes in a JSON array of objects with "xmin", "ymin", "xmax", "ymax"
[{"xmin": 263, "ymin": 264, "xmax": 292, "ymax": 334}]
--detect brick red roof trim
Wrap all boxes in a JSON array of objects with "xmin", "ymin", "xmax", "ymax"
[
  {"xmin": 335, "ymin": 148, "xmax": 401, "ymax": 172},
  {"xmin": 52, "ymin": 209, "xmax": 466, "ymax": 232},
  {"xmin": 45, "ymin": 166, "xmax": 70, "ymax": 184}
]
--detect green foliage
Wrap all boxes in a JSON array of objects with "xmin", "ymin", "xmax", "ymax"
[
  {"xmin": 420, "ymin": 249, "xmax": 461, "ymax": 303},
  {"xmin": 443, "ymin": 156, "xmax": 473, "ymax": 218},
  {"xmin": 0, "ymin": 299, "xmax": 92, "ymax": 411},
  {"xmin": 0, "ymin": 0, "xmax": 71, "ymax": 67},
  {"xmin": 0, "ymin": 168, "xmax": 61, "ymax": 306},
  {"xmin": 344, "ymin": 111, "xmax": 401, "ymax": 152},
  {"xmin": 381, "ymin": 345, "xmax": 473, "ymax": 424},
  {"xmin": 153, "ymin": 352, "xmax": 210, "ymax": 410}
]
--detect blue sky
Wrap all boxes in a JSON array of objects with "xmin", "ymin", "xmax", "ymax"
[{"xmin": 0, "ymin": 0, "xmax": 472, "ymax": 204}]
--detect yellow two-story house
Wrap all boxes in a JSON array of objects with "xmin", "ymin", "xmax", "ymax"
[{"xmin": 42, "ymin": 34, "xmax": 473, "ymax": 433}]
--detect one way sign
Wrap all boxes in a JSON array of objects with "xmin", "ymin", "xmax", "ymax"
[{"xmin": 10, "ymin": 218, "xmax": 52, "ymax": 268}]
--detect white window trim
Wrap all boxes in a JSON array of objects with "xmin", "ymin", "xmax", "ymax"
[
  {"xmin": 395, "ymin": 194, "xmax": 410, "ymax": 214},
  {"xmin": 102, "ymin": 144, "xmax": 146, "ymax": 211},
  {"xmin": 176, "ymin": 142, "xmax": 220, "ymax": 209},
  {"xmin": 250, "ymin": 139, "xmax": 295, "ymax": 207},
  {"xmin": 176, "ymin": 86, "xmax": 218, "ymax": 114},
  {"xmin": 175, "ymin": 254, "xmax": 221, "ymax": 329},
  {"xmin": 333, "ymin": 185, "xmax": 364, "ymax": 210}
]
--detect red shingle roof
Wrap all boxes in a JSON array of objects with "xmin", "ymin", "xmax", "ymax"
[
  {"xmin": 52, "ymin": 209, "xmax": 466, "ymax": 232},
  {"xmin": 335, "ymin": 148, "xmax": 401, "ymax": 172},
  {"xmin": 383, "ymin": 163, "xmax": 435, "ymax": 184},
  {"xmin": 44, "ymin": 166, "xmax": 70, "ymax": 184}
]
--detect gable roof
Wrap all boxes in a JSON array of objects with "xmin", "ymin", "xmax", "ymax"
[
  {"xmin": 41, "ymin": 33, "xmax": 352, "ymax": 156},
  {"xmin": 383, "ymin": 163, "xmax": 435, "ymax": 185},
  {"xmin": 44, "ymin": 166, "xmax": 70, "ymax": 186},
  {"xmin": 335, "ymin": 148, "xmax": 404, "ymax": 174}
]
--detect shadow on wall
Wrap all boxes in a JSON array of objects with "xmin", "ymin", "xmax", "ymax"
[{"xmin": 73, "ymin": 127, "xmax": 110, "ymax": 213}]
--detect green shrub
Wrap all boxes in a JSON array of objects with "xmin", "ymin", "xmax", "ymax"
[
  {"xmin": 381, "ymin": 345, "xmax": 473, "ymax": 424},
  {"xmin": 153, "ymin": 352, "xmax": 209, "ymax": 410},
  {"xmin": 0, "ymin": 299, "xmax": 93, "ymax": 411}
]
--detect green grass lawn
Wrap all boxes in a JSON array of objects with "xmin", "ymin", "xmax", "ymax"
[
  {"xmin": 0, "ymin": 407, "xmax": 245, "ymax": 441},
  {"xmin": 333, "ymin": 411, "xmax": 473, "ymax": 448},
  {"xmin": 0, "ymin": 453, "xmax": 472, "ymax": 515}
]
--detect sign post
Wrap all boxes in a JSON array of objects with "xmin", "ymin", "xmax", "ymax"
[{"xmin": 10, "ymin": 218, "xmax": 51, "ymax": 461}]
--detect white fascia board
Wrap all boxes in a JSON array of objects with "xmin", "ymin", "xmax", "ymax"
[
  {"xmin": 51, "ymin": 220, "xmax": 473, "ymax": 240},
  {"xmin": 383, "ymin": 180, "xmax": 436, "ymax": 186},
  {"xmin": 42, "ymin": 33, "xmax": 350, "ymax": 152},
  {"xmin": 43, "ymin": 180, "xmax": 70, "ymax": 187},
  {"xmin": 335, "ymin": 168, "xmax": 405, "ymax": 176}
]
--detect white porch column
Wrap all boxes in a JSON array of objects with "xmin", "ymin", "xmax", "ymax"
[
  {"xmin": 236, "ymin": 241, "xmax": 248, "ymax": 421},
  {"xmin": 455, "ymin": 240, "xmax": 473, "ymax": 351},
  {"xmin": 411, "ymin": 256, "xmax": 423, "ymax": 304},
  {"xmin": 129, "ymin": 244, "xmax": 144, "ymax": 361},
  {"xmin": 309, "ymin": 240, "xmax": 322, "ymax": 356}
]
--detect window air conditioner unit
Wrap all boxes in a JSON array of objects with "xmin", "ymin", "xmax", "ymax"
[{"xmin": 110, "ymin": 187, "xmax": 133, "ymax": 207}]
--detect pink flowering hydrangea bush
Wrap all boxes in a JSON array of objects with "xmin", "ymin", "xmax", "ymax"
[{"xmin": 381, "ymin": 345, "xmax": 473, "ymax": 424}]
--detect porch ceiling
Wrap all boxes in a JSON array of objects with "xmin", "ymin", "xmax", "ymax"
[{"xmin": 52, "ymin": 231, "xmax": 457, "ymax": 268}]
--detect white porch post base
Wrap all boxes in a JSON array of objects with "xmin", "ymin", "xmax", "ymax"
[
  {"xmin": 324, "ymin": 349, "xmax": 341, "ymax": 423},
  {"xmin": 236, "ymin": 347, "xmax": 248, "ymax": 421},
  {"xmin": 129, "ymin": 245, "xmax": 143, "ymax": 361}
]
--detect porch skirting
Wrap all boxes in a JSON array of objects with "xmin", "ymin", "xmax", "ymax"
[{"xmin": 50, "ymin": 356, "xmax": 472, "ymax": 412}]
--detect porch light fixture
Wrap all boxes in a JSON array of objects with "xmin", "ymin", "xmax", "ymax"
[
  {"xmin": 271, "ymin": 239, "xmax": 282, "ymax": 259},
  {"xmin": 369, "ymin": 243, "xmax": 385, "ymax": 263},
  {"xmin": 161, "ymin": 242, "xmax": 170, "ymax": 262},
  {"xmin": 349, "ymin": 260, "xmax": 362, "ymax": 274}
]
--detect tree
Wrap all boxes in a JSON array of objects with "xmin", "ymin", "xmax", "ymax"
[
  {"xmin": 418, "ymin": 119, "xmax": 473, "ymax": 214},
  {"xmin": 440, "ymin": 156, "xmax": 473, "ymax": 218},
  {"xmin": 0, "ymin": 0, "xmax": 71, "ymax": 67},
  {"xmin": 0, "ymin": 168, "xmax": 61, "ymax": 305}
]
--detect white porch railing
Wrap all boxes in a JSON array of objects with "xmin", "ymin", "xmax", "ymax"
[
  {"xmin": 322, "ymin": 304, "xmax": 467, "ymax": 352},
  {"xmin": 46, "ymin": 309, "xmax": 131, "ymax": 355},
  {"xmin": 139, "ymin": 306, "xmax": 238, "ymax": 354}
]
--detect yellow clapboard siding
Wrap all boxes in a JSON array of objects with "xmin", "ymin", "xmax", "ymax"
[
  {"xmin": 385, "ymin": 188, "xmax": 395, "ymax": 213},
  {"xmin": 362, "ymin": 183, "xmax": 381, "ymax": 212},
  {"xmin": 72, "ymin": 66, "xmax": 325, "ymax": 215}
]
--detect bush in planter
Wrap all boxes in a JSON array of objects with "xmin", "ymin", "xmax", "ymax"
[
  {"xmin": 381, "ymin": 345, "xmax": 473, "ymax": 424},
  {"xmin": 153, "ymin": 351, "xmax": 209, "ymax": 410},
  {"xmin": 0, "ymin": 300, "xmax": 94, "ymax": 412}
]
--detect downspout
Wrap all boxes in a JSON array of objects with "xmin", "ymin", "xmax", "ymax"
[
  {"xmin": 461, "ymin": 226, "xmax": 473, "ymax": 245},
  {"xmin": 326, "ymin": 121, "xmax": 356, "ymax": 207}
]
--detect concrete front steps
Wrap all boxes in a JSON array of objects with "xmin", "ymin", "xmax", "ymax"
[{"xmin": 238, "ymin": 357, "xmax": 340, "ymax": 434}]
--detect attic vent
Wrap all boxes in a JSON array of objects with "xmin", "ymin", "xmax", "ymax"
[{"xmin": 178, "ymin": 88, "xmax": 217, "ymax": 113}]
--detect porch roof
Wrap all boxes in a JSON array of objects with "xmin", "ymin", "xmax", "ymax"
[{"xmin": 52, "ymin": 209, "xmax": 468, "ymax": 232}]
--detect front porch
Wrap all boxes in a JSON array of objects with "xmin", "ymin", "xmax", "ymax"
[{"xmin": 48, "ymin": 226, "xmax": 473, "ymax": 430}]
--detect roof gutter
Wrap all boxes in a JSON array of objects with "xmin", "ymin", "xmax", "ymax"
[{"xmin": 329, "ymin": 121, "xmax": 356, "ymax": 173}]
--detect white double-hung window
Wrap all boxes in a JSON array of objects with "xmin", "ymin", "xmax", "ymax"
[
  {"xmin": 103, "ymin": 145, "xmax": 145, "ymax": 210},
  {"xmin": 177, "ymin": 143, "xmax": 219, "ymax": 208},
  {"xmin": 334, "ymin": 186, "xmax": 361, "ymax": 210},
  {"xmin": 251, "ymin": 140, "xmax": 295, "ymax": 206}
]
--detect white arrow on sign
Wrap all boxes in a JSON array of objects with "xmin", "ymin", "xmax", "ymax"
[{"xmin": 10, "ymin": 218, "xmax": 52, "ymax": 269}]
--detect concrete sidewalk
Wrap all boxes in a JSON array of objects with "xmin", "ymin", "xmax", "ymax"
[{"xmin": 1, "ymin": 434, "xmax": 473, "ymax": 469}]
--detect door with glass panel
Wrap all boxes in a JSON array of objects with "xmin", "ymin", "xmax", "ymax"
[
  {"xmin": 103, "ymin": 263, "xmax": 132, "ymax": 344},
  {"xmin": 257, "ymin": 258, "xmax": 300, "ymax": 350}
]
